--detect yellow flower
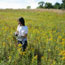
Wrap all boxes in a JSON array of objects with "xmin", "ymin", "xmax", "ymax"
[
  {"xmin": 32, "ymin": 55, "xmax": 38, "ymax": 62},
  {"xmin": 53, "ymin": 60, "xmax": 56, "ymax": 65},
  {"xmin": 62, "ymin": 42, "xmax": 64, "ymax": 45},
  {"xmin": 62, "ymin": 38, "xmax": 65, "ymax": 41},
  {"xmin": 10, "ymin": 32, "xmax": 12, "ymax": 35},
  {"xmin": 49, "ymin": 37, "xmax": 53, "ymax": 41},
  {"xmin": 18, "ymin": 48, "xmax": 22, "ymax": 52},
  {"xmin": 58, "ymin": 36, "xmax": 62, "ymax": 39},
  {"xmin": 48, "ymin": 48, "xmax": 51, "ymax": 52},
  {"xmin": 31, "ymin": 48, "xmax": 34, "ymax": 51},
  {"xmin": 19, "ymin": 51, "xmax": 26, "ymax": 55},
  {"xmin": 8, "ymin": 56, "xmax": 12, "ymax": 61},
  {"xmin": 61, "ymin": 57, "xmax": 65, "ymax": 60},
  {"xmin": 19, "ymin": 51, "xmax": 23, "ymax": 55},
  {"xmin": 59, "ymin": 50, "xmax": 65, "ymax": 56},
  {"xmin": 2, "ymin": 42, "xmax": 6, "ymax": 47},
  {"xmin": 34, "ymin": 55, "xmax": 38, "ymax": 59},
  {"xmin": 41, "ymin": 56, "xmax": 45, "ymax": 59},
  {"xmin": 51, "ymin": 60, "xmax": 56, "ymax": 65},
  {"xmin": 18, "ymin": 43, "xmax": 22, "ymax": 47},
  {"xmin": 62, "ymin": 53, "xmax": 65, "ymax": 56}
]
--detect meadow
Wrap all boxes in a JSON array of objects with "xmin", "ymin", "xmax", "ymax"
[{"xmin": 0, "ymin": 9, "xmax": 65, "ymax": 65}]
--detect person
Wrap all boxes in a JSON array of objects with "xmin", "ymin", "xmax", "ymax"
[{"xmin": 15, "ymin": 17, "xmax": 28, "ymax": 51}]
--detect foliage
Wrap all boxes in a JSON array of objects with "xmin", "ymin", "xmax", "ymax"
[
  {"xmin": 38, "ymin": 1, "xmax": 44, "ymax": 8},
  {"xmin": 54, "ymin": 2, "xmax": 61, "ymax": 9},
  {"xmin": 45, "ymin": 2, "xmax": 53, "ymax": 9},
  {"xmin": 27, "ymin": 6, "xmax": 31, "ymax": 9},
  {"xmin": 37, "ymin": 0, "xmax": 65, "ymax": 9}
]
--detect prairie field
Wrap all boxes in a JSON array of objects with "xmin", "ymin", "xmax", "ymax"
[{"xmin": 0, "ymin": 9, "xmax": 65, "ymax": 65}]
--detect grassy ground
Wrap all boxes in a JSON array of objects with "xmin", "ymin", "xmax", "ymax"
[{"xmin": 0, "ymin": 9, "xmax": 65, "ymax": 65}]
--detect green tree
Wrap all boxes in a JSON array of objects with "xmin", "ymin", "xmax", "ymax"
[
  {"xmin": 38, "ymin": 1, "xmax": 44, "ymax": 8},
  {"xmin": 62, "ymin": 0, "xmax": 65, "ymax": 9},
  {"xmin": 45, "ymin": 2, "xmax": 53, "ymax": 9},
  {"xmin": 27, "ymin": 6, "xmax": 31, "ymax": 9},
  {"xmin": 62, "ymin": 0, "xmax": 65, "ymax": 3},
  {"xmin": 54, "ymin": 2, "xmax": 61, "ymax": 9}
]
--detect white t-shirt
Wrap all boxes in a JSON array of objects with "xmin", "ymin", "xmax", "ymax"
[{"xmin": 17, "ymin": 25, "xmax": 28, "ymax": 41}]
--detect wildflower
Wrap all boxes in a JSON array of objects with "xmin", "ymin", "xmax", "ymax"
[
  {"xmin": 41, "ymin": 56, "xmax": 45, "ymax": 59},
  {"xmin": 59, "ymin": 50, "xmax": 65, "ymax": 55},
  {"xmin": 18, "ymin": 48, "xmax": 22, "ymax": 52},
  {"xmin": 51, "ymin": 60, "xmax": 56, "ymax": 65},
  {"xmin": 31, "ymin": 48, "xmax": 34, "ymax": 51},
  {"xmin": 62, "ymin": 41, "xmax": 64, "ymax": 46},
  {"xmin": 32, "ymin": 55, "xmax": 38, "ymax": 62},
  {"xmin": 48, "ymin": 48, "xmax": 51, "ymax": 52},
  {"xmin": 49, "ymin": 37, "xmax": 53, "ymax": 41},
  {"xmin": 18, "ymin": 43, "xmax": 22, "ymax": 47},
  {"xmin": 19, "ymin": 51, "xmax": 26, "ymax": 55},
  {"xmin": 8, "ymin": 56, "xmax": 12, "ymax": 61},
  {"xmin": 61, "ymin": 57, "xmax": 65, "ymax": 60},
  {"xmin": 53, "ymin": 60, "xmax": 56, "ymax": 65},
  {"xmin": 58, "ymin": 36, "xmax": 62, "ymax": 39},
  {"xmin": 2, "ymin": 42, "xmax": 6, "ymax": 47},
  {"xmin": 62, "ymin": 38, "xmax": 65, "ymax": 41},
  {"xmin": 34, "ymin": 55, "xmax": 38, "ymax": 59},
  {"xmin": 19, "ymin": 51, "xmax": 23, "ymax": 55},
  {"xmin": 10, "ymin": 32, "xmax": 12, "ymax": 35}
]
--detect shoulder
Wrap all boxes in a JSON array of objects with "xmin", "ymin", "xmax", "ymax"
[
  {"xmin": 24, "ymin": 26, "xmax": 28, "ymax": 33},
  {"xmin": 24, "ymin": 26, "xmax": 28, "ymax": 29}
]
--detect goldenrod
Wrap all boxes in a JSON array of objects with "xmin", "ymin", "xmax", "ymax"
[{"xmin": 18, "ymin": 43, "xmax": 22, "ymax": 47}]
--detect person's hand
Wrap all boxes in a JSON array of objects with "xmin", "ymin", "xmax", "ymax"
[
  {"xmin": 15, "ymin": 31, "xmax": 19, "ymax": 36},
  {"xmin": 18, "ymin": 34, "xmax": 21, "ymax": 37},
  {"xmin": 16, "ymin": 31, "xmax": 19, "ymax": 34}
]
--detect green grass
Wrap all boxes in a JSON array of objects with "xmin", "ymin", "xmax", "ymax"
[{"xmin": 0, "ymin": 9, "xmax": 65, "ymax": 65}]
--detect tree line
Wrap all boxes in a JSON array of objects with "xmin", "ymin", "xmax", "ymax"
[{"xmin": 27, "ymin": 0, "xmax": 65, "ymax": 9}]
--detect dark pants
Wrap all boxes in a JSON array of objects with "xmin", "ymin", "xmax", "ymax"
[{"xmin": 18, "ymin": 40, "xmax": 27, "ymax": 51}]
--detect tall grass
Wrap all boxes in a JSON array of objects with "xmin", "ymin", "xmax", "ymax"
[{"xmin": 0, "ymin": 9, "xmax": 65, "ymax": 65}]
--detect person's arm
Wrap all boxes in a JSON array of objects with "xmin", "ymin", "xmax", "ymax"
[
  {"xmin": 22, "ymin": 34, "xmax": 27, "ymax": 38},
  {"xmin": 15, "ymin": 31, "xmax": 19, "ymax": 36},
  {"xmin": 23, "ymin": 26, "xmax": 28, "ymax": 38}
]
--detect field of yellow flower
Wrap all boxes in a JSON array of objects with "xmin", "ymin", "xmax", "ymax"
[{"xmin": 0, "ymin": 9, "xmax": 65, "ymax": 65}]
